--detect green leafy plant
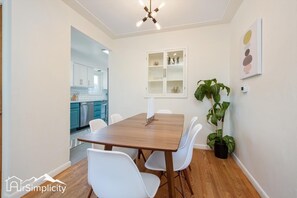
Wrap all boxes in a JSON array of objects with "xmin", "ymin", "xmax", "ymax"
[{"xmin": 194, "ymin": 78, "xmax": 235, "ymax": 153}]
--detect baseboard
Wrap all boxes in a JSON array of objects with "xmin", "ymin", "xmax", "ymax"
[
  {"xmin": 47, "ymin": 161, "xmax": 71, "ymax": 178},
  {"xmin": 5, "ymin": 161, "xmax": 71, "ymax": 198},
  {"xmin": 232, "ymin": 153, "xmax": 269, "ymax": 198},
  {"xmin": 194, "ymin": 143, "xmax": 211, "ymax": 150}
]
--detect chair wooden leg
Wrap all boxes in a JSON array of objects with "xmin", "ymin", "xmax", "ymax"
[
  {"xmin": 159, "ymin": 171, "xmax": 164, "ymax": 179},
  {"xmin": 87, "ymin": 187, "xmax": 93, "ymax": 198},
  {"xmin": 189, "ymin": 164, "xmax": 192, "ymax": 171},
  {"xmin": 183, "ymin": 168, "xmax": 194, "ymax": 195},
  {"xmin": 140, "ymin": 149, "xmax": 146, "ymax": 162},
  {"xmin": 178, "ymin": 171, "xmax": 186, "ymax": 198}
]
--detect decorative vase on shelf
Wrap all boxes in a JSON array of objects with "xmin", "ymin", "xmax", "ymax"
[
  {"xmin": 167, "ymin": 57, "xmax": 171, "ymax": 65},
  {"xmin": 171, "ymin": 58, "xmax": 175, "ymax": 65}
]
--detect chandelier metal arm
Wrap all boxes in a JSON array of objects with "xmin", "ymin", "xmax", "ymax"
[{"xmin": 137, "ymin": 0, "xmax": 163, "ymax": 30}]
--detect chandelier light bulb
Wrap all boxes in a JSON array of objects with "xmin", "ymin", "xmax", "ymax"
[
  {"xmin": 138, "ymin": 0, "xmax": 145, "ymax": 7},
  {"xmin": 136, "ymin": 20, "xmax": 144, "ymax": 27},
  {"xmin": 158, "ymin": 2, "xmax": 165, "ymax": 9},
  {"xmin": 155, "ymin": 22, "xmax": 161, "ymax": 30}
]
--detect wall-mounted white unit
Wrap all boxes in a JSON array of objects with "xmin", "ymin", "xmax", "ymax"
[
  {"xmin": 72, "ymin": 63, "xmax": 95, "ymax": 88},
  {"xmin": 146, "ymin": 48, "xmax": 187, "ymax": 98}
]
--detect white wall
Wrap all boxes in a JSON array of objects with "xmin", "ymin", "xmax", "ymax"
[
  {"xmin": 230, "ymin": 0, "xmax": 297, "ymax": 197},
  {"xmin": 110, "ymin": 25, "xmax": 231, "ymax": 145},
  {"xmin": 2, "ymin": 0, "xmax": 112, "ymax": 196}
]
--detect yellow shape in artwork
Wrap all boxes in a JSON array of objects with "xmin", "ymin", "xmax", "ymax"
[{"xmin": 243, "ymin": 30, "xmax": 252, "ymax": 45}]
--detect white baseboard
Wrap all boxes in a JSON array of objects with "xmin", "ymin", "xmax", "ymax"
[
  {"xmin": 194, "ymin": 143, "xmax": 211, "ymax": 150},
  {"xmin": 232, "ymin": 154, "xmax": 269, "ymax": 198},
  {"xmin": 5, "ymin": 161, "xmax": 71, "ymax": 198},
  {"xmin": 47, "ymin": 161, "xmax": 71, "ymax": 178}
]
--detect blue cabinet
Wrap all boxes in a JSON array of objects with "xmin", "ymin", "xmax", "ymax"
[
  {"xmin": 70, "ymin": 103, "xmax": 80, "ymax": 129},
  {"xmin": 94, "ymin": 101, "xmax": 108, "ymax": 123}
]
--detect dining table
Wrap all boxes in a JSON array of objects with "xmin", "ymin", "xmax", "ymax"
[{"xmin": 78, "ymin": 113, "xmax": 184, "ymax": 198}]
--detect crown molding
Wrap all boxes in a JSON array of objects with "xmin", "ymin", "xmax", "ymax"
[
  {"xmin": 62, "ymin": 0, "xmax": 242, "ymax": 39},
  {"xmin": 62, "ymin": 0, "xmax": 116, "ymax": 39}
]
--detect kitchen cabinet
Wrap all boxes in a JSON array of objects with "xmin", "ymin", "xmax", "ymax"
[
  {"xmin": 72, "ymin": 63, "xmax": 95, "ymax": 88},
  {"xmin": 94, "ymin": 101, "xmax": 108, "ymax": 123},
  {"xmin": 87, "ymin": 67, "xmax": 95, "ymax": 87},
  {"xmin": 70, "ymin": 103, "xmax": 80, "ymax": 129},
  {"xmin": 146, "ymin": 48, "xmax": 187, "ymax": 98}
]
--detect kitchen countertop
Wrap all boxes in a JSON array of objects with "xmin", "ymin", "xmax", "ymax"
[{"xmin": 70, "ymin": 100, "xmax": 107, "ymax": 103}]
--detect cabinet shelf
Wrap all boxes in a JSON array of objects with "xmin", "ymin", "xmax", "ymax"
[
  {"xmin": 167, "ymin": 64, "xmax": 184, "ymax": 68},
  {"xmin": 167, "ymin": 79, "xmax": 183, "ymax": 82},
  {"xmin": 148, "ymin": 79, "xmax": 163, "ymax": 82},
  {"xmin": 148, "ymin": 65, "xmax": 164, "ymax": 68}
]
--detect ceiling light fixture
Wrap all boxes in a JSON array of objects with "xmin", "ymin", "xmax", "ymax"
[
  {"xmin": 136, "ymin": 0, "xmax": 165, "ymax": 30},
  {"xmin": 102, "ymin": 49, "xmax": 109, "ymax": 54}
]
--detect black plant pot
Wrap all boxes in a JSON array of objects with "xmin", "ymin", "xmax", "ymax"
[{"xmin": 214, "ymin": 141, "xmax": 228, "ymax": 159}]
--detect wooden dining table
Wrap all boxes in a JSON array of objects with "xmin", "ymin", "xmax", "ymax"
[{"xmin": 78, "ymin": 113, "xmax": 184, "ymax": 198}]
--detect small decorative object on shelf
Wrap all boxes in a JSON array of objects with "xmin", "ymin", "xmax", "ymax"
[
  {"xmin": 176, "ymin": 57, "xmax": 180, "ymax": 64},
  {"xmin": 171, "ymin": 58, "xmax": 175, "ymax": 65},
  {"xmin": 153, "ymin": 61, "xmax": 159, "ymax": 66},
  {"xmin": 167, "ymin": 57, "xmax": 171, "ymax": 65},
  {"xmin": 171, "ymin": 86, "xmax": 180, "ymax": 93}
]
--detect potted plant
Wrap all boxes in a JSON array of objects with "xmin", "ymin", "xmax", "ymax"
[{"xmin": 194, "ymin": 78, "xmax": 235, "ymax": 159}]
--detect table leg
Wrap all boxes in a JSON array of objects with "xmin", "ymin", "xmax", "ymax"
[
  {"xmin": 165, "ymin": 151, "xmax": 176, "ymax": 198},
  {"xmin": 104, "ymin": 145, "xmax": 112, "ymax": 151}
]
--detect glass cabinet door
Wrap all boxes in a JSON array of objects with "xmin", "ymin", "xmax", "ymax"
[
  {"xmin": 166, "ymin": 50, "xmax": 184, "ymax": 95},
  {"xmin": 147, "ymin": 52, "xmax": 164, "ymax": 95}
]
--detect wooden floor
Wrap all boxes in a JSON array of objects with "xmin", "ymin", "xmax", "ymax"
[{"xmin": 24, "ymin": 149, "xmax": 259, "ymax": 198}]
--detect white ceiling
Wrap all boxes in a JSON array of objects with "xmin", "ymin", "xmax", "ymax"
[
  {"xmin": 64, "ymin": 0, "xmax": 242, "ymax": 38},
  {"xmin": 71, "ymin": 27, "xmax": 109, "ymax": 69}
]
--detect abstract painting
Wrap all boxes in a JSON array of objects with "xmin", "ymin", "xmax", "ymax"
[{"xmin": 241, "ymin": 19, "xmax": 262, "ymax": 79}]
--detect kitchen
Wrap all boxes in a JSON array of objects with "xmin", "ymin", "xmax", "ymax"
[{"xmin": 69, "ymin": 27, "xmax": 109, "ymax": 164}]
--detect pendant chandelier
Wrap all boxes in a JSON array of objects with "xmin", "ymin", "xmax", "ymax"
[{"xmin": 136, "ymin": 0, "xmax": 165, "ymax": 30}]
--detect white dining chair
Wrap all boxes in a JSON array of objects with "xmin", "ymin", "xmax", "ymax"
[
  {"xmin": 87, "ymin": 149, "xmax": 160, "ymax": 198},
  {"xmin": 89, "ymin": 119, "xmax": 138, "ymax": 160},
  {"xmin": 110, "ymin": 113, "xmax": 123, "ymax": 124},
  {"xmin": 179, "ymin": 116, "xmax": 198, "ymax": 149},
  {"xmin": 145, "ymin": 124, "xmax": 203, "ymax": 197},
  {"xmin": 110, "ymin": 113, "xmax": 147, "ymax": 162},
  {"xmin": 156, "ymin": 109, "xmax": 173, "ymax": 114}
]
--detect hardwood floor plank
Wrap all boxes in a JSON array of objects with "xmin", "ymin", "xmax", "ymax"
[{"xmin": 23, "ymin": 149, "xmax": 260, "ymax": 198}]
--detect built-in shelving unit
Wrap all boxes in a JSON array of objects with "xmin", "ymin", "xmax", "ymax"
[{"xmin": 146, "ymin": 49, "xmax": 187, "ymax": 97}]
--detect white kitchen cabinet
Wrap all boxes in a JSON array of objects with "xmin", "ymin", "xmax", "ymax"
[
  {"xmin": 72, "ymin": 63, "xmax": 95, "ymax": 88},
  {"xmin": 146, "ymin": 48, "xmax": 187, "ymax": 98},
  {"xmin": 87, "ymin": 67, "xmax": 95, "ymax": 87}
]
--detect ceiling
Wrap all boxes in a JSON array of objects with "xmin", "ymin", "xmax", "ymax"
[
  {"xmin": 71, "ymin": 27, "xmax": 109, "ymax": 69},
  {"xmin": 64, "ymin": 0, "xmax": 243, "ymax": 38}
]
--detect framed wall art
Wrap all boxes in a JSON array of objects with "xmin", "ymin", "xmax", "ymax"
[{"xmin": 241, "ymin": 19, "xmax": 262, "ymax": 79}]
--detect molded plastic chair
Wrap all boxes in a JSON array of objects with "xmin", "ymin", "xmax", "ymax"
[
  {"xmin": 89, "ymin": 119, "xmax": 138, "ymax": 160},
  {"xmin": 179, "ymin": 116, "xmax": 198, "ymax": 149},
  {"xmin": 88, "ymin": 149, "xmax": 160, "ymax": 198},
  {"xmin": 145, "ymin": 124, "xmax": 203, "ymax": 197},
  {"xmin": 156, "ymin": 109, "xmax": 173, "ymax": 114},
  {"xmin": 110, "ymin": 113, "xmax": 123, "ymax": 124},
  {"xmin": 110, "ymin": 113, "xmax": 147, "ymax": 162}
]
